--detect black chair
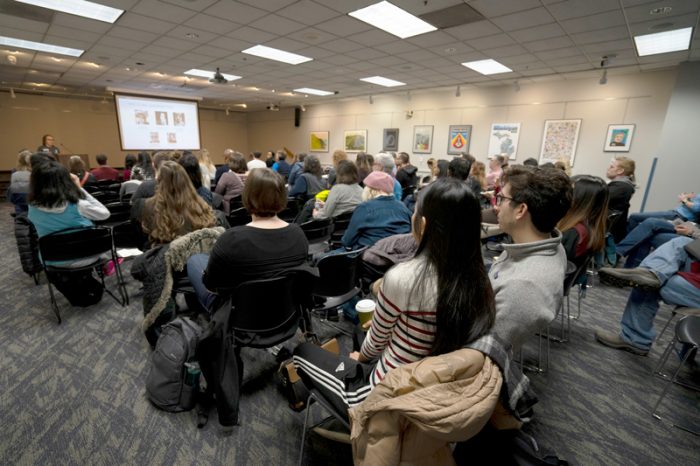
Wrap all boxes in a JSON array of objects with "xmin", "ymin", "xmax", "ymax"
[
  {"xmin": 112, "ymin": 220, "xmax": 145, "ymax": 251},
  {"xmin": 652, "ymin": 315, "xmax": 700, "ymax": 435},
  {"xmin": 98, "ymin": 202, "xmax": 132, "ymax": 226},
  {"xmin": 298, "ymin": 389, "xmax": 351, "ymax": 466},
  {"xmin": 328, "ymin": 211, "xmax": 354, "ymax": 248},
  {"xmin": 280, "ymin": 199, "xmax": 302, "ymax": 222},
  {"xmin": 402, "ymin": 184, "xmax": 416, "ymax": 201},
  {"xmin": 38, "ymin": 227, "xmax": 128, "ymax": 323},
  {"xmin": 227, "ymin": 207, "xmax": 252, "ymax": 228},
  {"xmin": 228, "ymin": 195, "xmax": 244, "ymax": 211},
  {"xmin": 91, "ymin": 191, "xmax": 120, "ymax": 204},
  {"xmin": 551, "ymin": 255, "xmax": 593, "ymax": 343},
  {"xmin": 300, "ymin": 218, "xmax": 334, "ymax": 256}
]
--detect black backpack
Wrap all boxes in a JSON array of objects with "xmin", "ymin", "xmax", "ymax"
[
  {"xmin": 146, "ymin": 317, "xmax": 202, "ymax": 412},
  {"xmin": 46, "ymin": 270, "xmax": 104, "ymax": 307}
]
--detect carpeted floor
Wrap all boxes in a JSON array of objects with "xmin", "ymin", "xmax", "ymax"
[{"xmin": 0, "ymin": 202, "xmax": 698, "ymax": 465}]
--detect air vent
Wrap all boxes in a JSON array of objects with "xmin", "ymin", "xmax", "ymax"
[{"xmin": 419, "ymin": 3, "xmax": 485, "ymax": 30}]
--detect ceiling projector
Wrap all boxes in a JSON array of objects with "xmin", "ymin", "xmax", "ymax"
[{"xmin": 209, "ymin": 67, "xmax": 228, "ymax": 84}]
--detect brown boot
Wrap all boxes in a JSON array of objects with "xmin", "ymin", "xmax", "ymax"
[
  {"xmin": 599, "ymin": 267, "xmax": 660, "ymax": 290},
  {"xmin": 594, "ymin": 330, "xmax": 649, "ymax": 356}
]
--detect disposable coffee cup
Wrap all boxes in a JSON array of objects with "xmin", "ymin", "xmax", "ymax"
[{"xmin": 356, "ymin": 299, "xmax": 376, "ymax": 326}]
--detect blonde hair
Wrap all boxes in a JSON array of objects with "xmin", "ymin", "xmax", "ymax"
[
  {"xmin": 69, "ymin": 155, "xmax": 86, "ymax": 175},
  {"xmin": 554, "ymin": 158, "xmax": 572, "ymax": 176},
  {"xmin": 614, "ymin": 156, "xmax": 636, "ymax": 182},
  {"xmin": 362, "ymin": 186, "xmax": 391, "ymax": 201},
  {"xmin": 471, "ymin": 161, "xmax": 487, "ymax": 189},
  {"xmin": 332, "ymin": 149, "xmax": 347, "ymax": 167},
  {"xmin": 196, "ymin": 149, "xmax": 215, "ymax": 171},
  {"xmin": 17, "ymin": 150, "xmax": 32, "ymax": 171},
  {"xmin": 144, "ymin": 161, "xmax": 215, "ymax": 243}
]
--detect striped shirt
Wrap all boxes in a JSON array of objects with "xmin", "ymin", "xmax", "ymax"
[{"xmin": 360, "ymin": 256, "xmax": 437, "ymax": 387}]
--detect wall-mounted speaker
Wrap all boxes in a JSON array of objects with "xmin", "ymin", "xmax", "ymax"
[{"xmin": 294, "ymin": 106, "xmax": 301, "ymax": 127}]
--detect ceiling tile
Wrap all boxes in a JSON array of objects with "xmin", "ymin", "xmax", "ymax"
[
  {"xmin": 165, "ymin": 27, "xmax": 219, "ymax": 45},
  {"xmin": 345, "ymin": 48, "xmax": 386, "ymax": 61},
  {"xmin": 249, "ymin": 15, "xmax": 306, "ymax": 35},
  {"xmin": 446, "ymin": 20, "xmax": 502, "ymax": 40},
  {"xmin": 117, "ymin": 12, "xmax": 177, "ymax": 34},
  {"xmin": 52, "ymin": 12, "xmax": 114, "ymax": 33},
  {"xmin": 535, "ymin": 47, "xmax": 583, "ymax": 60},
  {"xmin": 0, "ymin": 13, "xmax": 48, "ymax": 34},
  {"xmin": 286, "ymin": 28, "xmax": 338, "ymax": 46},
  {"xmin": 320, "ymin": 38, "xmax": 365, "ymax": 53},
  {"xmin": 320, "ymin": 54, "xmax": 359, "ymax": 66},
  {"xmin": 510, "ymin": 23, "xmax": 567, "ymax": 43},
  {"xmin": 204, "ymin": 1, "xmax": 268, "ymax": 23},
  {"xmin": 482, "ymin": 44, "xmax": 529, "ymax": 59},
  {"xmin": 236, "ymin": 0, "xmax": 298, "ymax": 12},
  {"xmin": 375, "ymin": 41, "xmax": 422, "ymax": 55},
  {"xmin": 132, "ymin": 0, "xmax": 197, "ymax": 23},
  {"xmin": 369, "ymin": 55, "xmax": 406, "ymax": 67},
  {"xmin": 315, "ymin": 15, "xmax": 372, "ymax": 36},
  {"xmin": 227, "ymin": 26, "xmax": 276, "ymax": 44},
  {"xmin": 524, "ymin": 36, "xmax": 575, "ymax": 52},
  {"xmin": 98, "ymin": 36, "xmax": 147, "ymax": 52},
  {"xmin": 467, "ymin": 34, "xmax": 516, "ymax": 50},
  {"xmin": 560, "ymin": 10, "xmax": 627, "ymax": 34},
  {"xmin": 184, "ymin": 13, "xmax": 239, "ymax": 34},
  {"xmin": 274, "ymin": 0, "xmax": 340, "ymax": 25},
  {"xmin": 106, "ymin": 26, "xmax": 160, "ymax": 43},
  {"xmin": 138, "ymin": 45, "xmax": 183, "ymax": 58},
  {"xmin": 491, "ymin": 7, "xmax": 556, "ymax": 31},
  {"xmin": 405, "ymin": 30, "xmax": 457, "ymax": 48},
  {"xmin": 347, "ymin": 29, "xmax": 396, "ymax": 47},
  {"xmin": 188, "ymin": 44, "xmax": 232, "ymax": 59},
  {"xmin": 469, "ymin": 0, "xmax": 543, "ymax": 17},
  {"xmin": 627, "ymin": 13, "xmax": 698, "ymax": 35},
  {"xmin": 570, "ymin": 27, "xmax": 630, "ymax": 45},
  {"xmin": 160, "ymin": 0, "xmax": 218, "ymax": 11},
  {"xmin": 261, "ymin": 38, "xmax": 309, "ymax": 52},
  {"xmin": 546, "ymin": 0, "xmax": 620, "ymax": 20},
  {"xmin": 580, "ymin": 40, "xmax": 635, "ymax": 54},
  {"xmin": 624, "ymin": 0, "xmax": 700, "ymax": 23}
]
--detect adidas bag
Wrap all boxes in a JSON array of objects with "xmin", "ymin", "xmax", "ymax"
[{"xmin": 146, "ymin": 317, "xmax": 202, "ymax": 412}]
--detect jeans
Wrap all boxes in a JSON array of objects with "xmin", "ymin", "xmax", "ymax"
[
  {"xmin": 616, "ymin": 217, "xmax": 679, "ymax": 268},
  {"xmin": 186, "ymin": 253, "xmax": 217, "ymax": 311},
  {"xmin": 627, "ymin": 210, "xmax": 680, "ymax": 232},
  {"xmin": 620, "ymin": 237, "xmax": 699, "ymax": 350}
]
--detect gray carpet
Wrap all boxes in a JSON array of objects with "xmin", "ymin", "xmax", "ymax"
[{"xmin": 1, "ymin": 202, "xmax": 698, "ymax": 465}]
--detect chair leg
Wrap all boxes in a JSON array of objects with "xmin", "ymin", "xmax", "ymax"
[
  {"xmin": 653, "ymin": 335, "xmax": 678, "ymax": 376},
  {"xmin": 656, "ymin": 311, "xmax": 677, "ymax": 345},
  {"xmin": 46, "ymin": 279, "xmax": 61, "ymax": 324},
  {"xmin": 298, "ymin": 394, "xmax": 315, "ymax": 466},
  {"xmin": 652, "ymin": 341, "xmax": 698, "ymax": 435},
  {"xmin": 113, "ymin": 255, "xmax": 129, "ymax": 306}
]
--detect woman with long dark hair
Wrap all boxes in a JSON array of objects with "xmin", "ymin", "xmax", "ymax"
[
  {"xmin": 288, "ymin": 154, "xmax": 327, "ymax": 201},
  {"xmin": 293, "ymin": 178, "xmax": 495, "ymax": 413}
]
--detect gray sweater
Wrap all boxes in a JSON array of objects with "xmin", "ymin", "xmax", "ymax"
[
  {"xmin": 489, "ymin": 231, "xmax": 566, "ymax": 350},
  {"xmin": 315, "ymin": 183, "xmax": 363, "ymax": 219}
]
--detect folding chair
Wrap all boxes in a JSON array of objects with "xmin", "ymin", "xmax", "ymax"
[
  {"xmin": 298, "ymin": 389, "xmax": 351, "ymax": 466},
  {"xmin": 300, "ymin": 218, "xmax": 334, "ymax": 256}
]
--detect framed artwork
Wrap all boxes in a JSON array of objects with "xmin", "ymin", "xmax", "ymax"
[
  {"xmin": 344, "ymin": 130, "xmax": 367, "ymax": 152},
  {"xmin": 604, "ymin": 124, "xmax": 635, "ymax": 152},
  {"xmin": 309, "ymin": 131, "xmax": 329, "ymax": 152},
  {"xmin": 447, "ymin": 125, "xmax": 472, "ymax": 155},
  {"xmin": 488, "ymin": 123, "xmax": 520, "ymax": 160},
  {"xmin": 413, "ymin": 125, "xmax": 433, "ymax": 154},
  {"xmin": 383, "ymin": 128, "xmax": 399, "ymax": 151},
  {"xmin": 539, "ymin": 119, "xmax": 582, "ymax": 166}
]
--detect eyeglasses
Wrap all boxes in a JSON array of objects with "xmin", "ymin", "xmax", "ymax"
[{"xmin": 495, "ymin": 193, "xmax": 514, "ymax": 206}]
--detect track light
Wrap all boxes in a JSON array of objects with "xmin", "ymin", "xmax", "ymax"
[
  {"xmin": 369, "ymin": 95, "xmax": 373, "ymax": 104},
  {"xmin": 225, "ymin": 107, "xmax": 230, "ymax": 115},
  {"xmin": 10, "ymin": 87, "xmax": 16, "ymax": 99},
  {"xmin": 300, "ymin": 104, "xmax": 306, "ymax": 112},
  {"xmin": 599, "ymin": 69, "xmax": 608, "ymax": 85},
  {"xmin": 455, "ymin": 85, "xmax": 461, "ymax": 97},
  {"xmin": 513, "ymin": 80, "xmax": 520, "ymax": 92}
]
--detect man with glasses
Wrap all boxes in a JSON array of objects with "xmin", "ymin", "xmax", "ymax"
[{"xmin": 489, "ymin": 166, "xmax": 573, "ymax": 349}]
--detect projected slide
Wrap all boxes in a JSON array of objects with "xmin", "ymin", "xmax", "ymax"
[{"xmin": 115, "ymin": 94, "xmax": 201, "ymax": 150}]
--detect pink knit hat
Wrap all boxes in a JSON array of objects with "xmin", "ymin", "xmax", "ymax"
[{"xmin": 363, "ymin": 171, "xmax": 394, "ymax": 194}]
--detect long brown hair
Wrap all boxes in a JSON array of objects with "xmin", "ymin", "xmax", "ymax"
[
  {"xmin": 144, "ymin": 161, "xmax": 215, "ymax": 243},
  {"xmin": 557, "ymin": 175, "xmax": 608, "ymax": 252}
]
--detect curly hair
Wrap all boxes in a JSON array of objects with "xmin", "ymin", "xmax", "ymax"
[{"xmin": 143, "ymin": 161, "xmax": 215, "ymax": 243}]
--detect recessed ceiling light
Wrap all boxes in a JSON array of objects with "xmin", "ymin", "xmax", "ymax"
[
  {"xmin": 348, "ymin": 1, "xmax": 437, "ymax": 39},
  {"xmin": 360, "ymin": 76, "xmax": 406, "ymax": 87},
  {"xmin": 634, "ymin": 27, "xmax": 693, "ymax": 56},
  {"xmin": 242, "ymin": 45, "xmax": 312, "ymax": 65},
  {"xmin": 294, "ymin": 87, "xmax": 333, "ymax": 96},
  {"xmin": 14, "ymin": 0, "xmax": 124, "ymax": 24},
  {"xmin": 0, "ymin": 35, "xmax": 83, "ymax": 57},
  {"xmin": 185, "ymin": 32, "xmax": 199, "ymax": 39},
  {"xmin": 461, "ymin": 59, "xmax": 512, "ymax": 75},
  {"xmin": 184, "ymin": 68, "xmax": 241, "ymax": 81}
]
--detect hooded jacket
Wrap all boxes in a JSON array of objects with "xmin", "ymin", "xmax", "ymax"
[
  {"xmin": 349, "ymin": 348, "xmax": 511, "ymax": 466},
  {"xmin": 607, "ymin": 176, "xmax": 636, "ymax": 242},
  {"xmin": 396, "ymin": 165, "xmax": 419, "ymax": 191}
]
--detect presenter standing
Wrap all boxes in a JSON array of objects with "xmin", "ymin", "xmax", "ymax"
[{"xmin": 37, "ymin": 134, "xmax": 60, "ymax": 160}]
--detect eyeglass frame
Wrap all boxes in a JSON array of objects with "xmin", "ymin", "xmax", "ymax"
[{"xmin": 495, "ymin": 193, "xmax": 515, "ymax": 206}]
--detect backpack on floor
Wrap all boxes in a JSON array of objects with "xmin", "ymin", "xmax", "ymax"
[
  {"xmin": 46, "ymin": 269, "xmax": 104, "ymax": 307},
  {"xmin": 146, "ymin": 317, "xmax": 203, "ymax": 412}
]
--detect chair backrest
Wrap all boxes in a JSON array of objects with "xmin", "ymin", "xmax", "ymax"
[
  {"xmin": 112, "ymin": 220, "xmax": 145, "ymax": 250},
  {"xmin": 228, "ymin": 195, "xmax": 243, "ymax": 211},
  {"xmin": 563, "ymin": 255, "xmax": 591, "ymax": 296},
  {"xmin": 229, "ymin": 274, "xmax": 304, "ymax": 348},
  {"xmin": 331, "ymin": 210, "xmax": 354, "ymax": 234},
  {"xmin": 606, "ymin": 210, "xmax": 623, "ymax": 234},
  {"xmin": 92, "ymin": 191, "xmax": 120, "ymax": 204},
  {"xmin": 39, "ymin": 227, "xmax": 114, "ymax": 264},
  {"xmin": 100, "ymin": 202, "xmax": 132, "ymax": 224},
  {"xmin": 227, "ymin": 206, "xmax": 252, "ymax": 228},
  {"xmin": 279, "ymin": 198, "xmax": 301, "ymax": 222},
  {"xmin": 301, "ymin": 218, "xmax": 333, "ymax": 243},
  {"xmin": 314, "ymin": 248, "xmax": 365, "ymax": 298}
]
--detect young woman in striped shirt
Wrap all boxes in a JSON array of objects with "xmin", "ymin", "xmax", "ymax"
[{"xmin": 293, "ymin": 178, "xmax": 495, "ymax": 414}]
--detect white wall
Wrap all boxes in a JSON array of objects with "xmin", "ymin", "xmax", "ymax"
[
  {"xmin": 247, "ymin": 69, "xmax": 678, "ymax": 213},
  {"xmin": 645, "ymin": 61, "xmax": 700, "ymax": 212}
]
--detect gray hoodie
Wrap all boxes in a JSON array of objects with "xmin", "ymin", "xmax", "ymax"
[{"xmin": 489, "ymin": 230, "xmax": 566, "ymax": 350}]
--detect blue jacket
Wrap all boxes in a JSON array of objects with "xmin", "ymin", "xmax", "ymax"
[
  {"xmin": 393, "ymin": 179, "xmax": 402, "ymax": 201},
  {"xmin": 677, "ymin": 193, "xmax": 700, "ymax": 221},
  {"xmin": 342, "ymin": 196, "xmax": 412, "ymax": 250},
  {"xmin": 288, "ymin": 162, "xmax": 303, "ymax": 187}
]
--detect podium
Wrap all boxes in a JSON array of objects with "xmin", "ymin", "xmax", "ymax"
[{"xmin": 57, "ymin": 153, "xmax": 90, "ymax": 170}]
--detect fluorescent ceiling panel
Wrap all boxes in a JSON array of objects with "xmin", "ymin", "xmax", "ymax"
[
  {"xmin": 242, "ymin": 45, "xmax": 312, "ymax": 65},
  {"xmin": 634, "ymin": 27, "xmax": 693, "ymax": 57},
  {"xmin": 185, "ymin": 69, "xmax": 241, "ymax": 81},
  {"xmin": 14, "ymin": 0, "xmax": 124, "ymax": 23},
  {"xmin": 360, "ymin": 76, "xmax": 406, "ymax": 87},
  {"xmin": 294, "ymin": 87, "xmax": 333, "ymax": 96},
  {"xmin": 348, "ymin": 1, "xmax": 437, "ymax": 39},
  {"xmin": 461, "ymin": 59, "xmax": 512, "ymax": 75},
  {"xmin": 0, "ymin": 35, "xmax": 83, "ymax": 57}
]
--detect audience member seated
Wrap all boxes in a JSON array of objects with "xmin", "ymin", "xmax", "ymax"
[
  {"xmin": 293, "ymin": 178, "xmax": 495, "ymax": 414},
  {"xmin": 605, "ymin": 156, "xmax": 636, "ymax": 243},
  {"xmin": 140, "ymin": 161, "xmax": 216, "ymax": 247},
  {"xmin": 372, "ymin": 153, "xmax": 402, "ymax": 201},
  {"xmin": 247, "ymin": 151, "xmax": 266, "ymax": 170},
  {"xmin": 341, "ymin": 172, "xmax": 412, "ymax": 250},
  {"xmin": 265, "ymin": 150, "xmax": 276, "ymax": 168},
  {"xmin": 69, "ymin": 156, "xmax": 96, "ymax": 188},
  {"xmin": 287, "ymin": 152, "xmax": 306, "ymax": 187},
  {"xmin": 485, "ymin": 155, "xmax": 506, "ymax": 190},
  {"xmin": 616, "ymin": 217, "xmax": 695, "ymax": 268},
  {"xmin": 288, "ymin": 154, "xmax": 328, "ymax": 201},
  {"xmin": 179, "ymin": 154, "xmax": 213, "ymax": 206},
  {"xmin": 130, "ymin": 152, "xmax": 172, "ymax": 224},
  {"xmin": 395, "ymin": 152, "xmax": 418, "ymax": 194},
  {"xmin": 355, "ymin": 152, "xmax": 373, "ymax": 186},
  {"xmin": 522, "ymin": 158, "xmax": 539, "ymax": 168},
  {"xmin": 448, "ymin": 157, "xmax": 472, "ymax": 184},
  {"xmin": 215, "ymin": 152, "xmax": 247, "ymax": 214},
  {"xmin": 595, "ymin": 233, "xmax": 700, "ymax": 355},
  {"xmin": 123, "ymin": 153, "xmax": 136, "ymax": 181},
  {"xmin": 557, "ymin": 175, "xmax": 609, "ymax": 265},
  {"xmin": 131, "ymin": 152, "xmax": 155, "ymax": 181},
  {"xmin": 489, "ymin": 166, "xmax": 573, "ymax": 350},
  {"xmin": 214, "ymin": 148, "xmax": 235, "ymax": 187},
  {"xmin": 119, "ymin": 177, "xmax": 141, "ymax": 203},
  {"xmin": 272, "ymin": 151, "xmax": 292, "ymax": 180},
  {"xmin": 627, "ymin": 190, "xmax": 699, "ymax": 232},
  {"xmin": 28, "ymin": 161, "xmax": 110, "ymax": 260},
  {"xmin": 90, "ymin": 153, "xmax": 120, "ymax": 181},
  {"xmin": 326, "ymin": 149, "xmax": 347, "ymax": 187},
  {"xmin": 186, "ymin": 168, "xmax": 309, "ymax": 312},
  {"xmin": 313, "ymin": 160, "xmax": 363, "ymax": 220},
  {"xmin": 197, "ymin": 149, "xmax": 216, "ymax": 189},
  {"xmin": 554, "ymin": 158, "xmax": 572, "ymax": 176},
  {"xmin": 8, "ymin": 149, "xmax": 32, "ymax": 214}
]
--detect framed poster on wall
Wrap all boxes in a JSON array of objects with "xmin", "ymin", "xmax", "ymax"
[
  {"xmin": 309, "ymin": 131, "xmax": 329, "ymax": 152},
  {"xmin": 383, "ymin": 128, "xmax": 399, "ymax": 151},
  {"xmin": 344, "ymin": 130, "xmax": 367, "ymax": 152},
  {"xmin": 539, "ymin": 119, "xmax": 582, "ymax": 166},
  {"xmin": 604, "ymin": 124, "xmax": 635, "ymax": 152},
  {"xmin": 447, "ymin": 125, "xmax": 472, "ymax": 155},
  {"xmin": 413, "ymin": 125, "xmax": 433, "ymax": 154},
  {"xmin": 488, "ymin": 123, "xmax": 520, "ymax": 159}
]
